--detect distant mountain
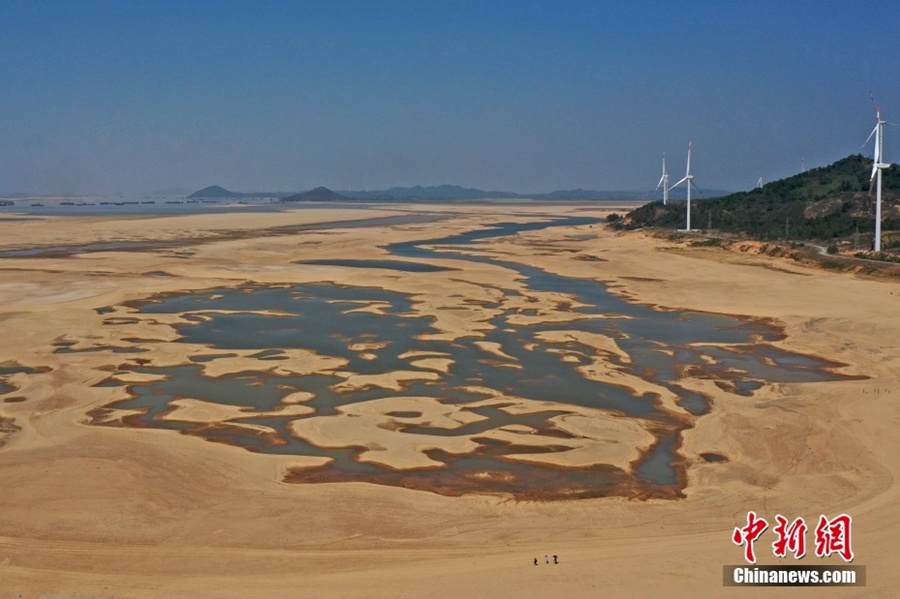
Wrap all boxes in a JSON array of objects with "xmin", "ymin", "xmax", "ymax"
[
  {"xmin": 189, "ymin": 185, "xmax": 245, "ymax": 198},
  {"xmin": 188, "ymin": 183, "xmax": 731, "ymax": 203},
  {"xmin": 620, "ymin": 154, "xmax": 900, "ymax": 239},
  {"xmin": 281, "ymin": 187, "xmax": 351, "ymax": 202}
]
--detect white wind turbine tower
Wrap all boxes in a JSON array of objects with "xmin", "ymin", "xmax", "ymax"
[
  {"xmin": 671, "ymin": 142, "xmax": 701, "ymax": 231},
  {"xmin": 863, "ymin": 96, "xmax": 892, "ymax": 252},
  {"xmin": 657, "ymin": 152, "xmax": 670, "ymax": 205}
]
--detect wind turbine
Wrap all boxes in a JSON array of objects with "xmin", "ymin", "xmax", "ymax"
[
  {"xmin": 671, "ymin": 142, "xmax": 701, "ymax": 231},
  {"xmin": 756, "ymin": 177, "xmax": 763, "ymax": 189},
  {"xmin": 863, "ymin": 96, "xmax": 892, "ymax": 252},
  {"xmin": 657, "ymin": 152, "xmax": 670, "ymax": 205}
]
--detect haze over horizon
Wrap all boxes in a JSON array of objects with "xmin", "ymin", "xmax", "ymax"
[{"xmin": 2, "ymin": 1, "xmax": 899, "ymax": 197}]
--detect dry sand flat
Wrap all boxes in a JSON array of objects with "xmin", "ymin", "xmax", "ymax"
[{"xmin": 0, "ymin": 204, "xmax": 896, "ymax": 597}]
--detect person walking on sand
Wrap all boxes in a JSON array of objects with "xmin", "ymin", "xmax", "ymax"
[
  {"xmin": 533, "ymin": 558, "xmax": 538, "ymax": 566},
  {"xmin": 553, "ymin": 555, "xmax": 558, "ymax": 564},
  {"xmin": 545, "ymin": 555, "xmax": 549, "ymax": 564}
]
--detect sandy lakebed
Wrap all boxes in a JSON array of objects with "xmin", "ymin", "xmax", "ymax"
[{"xmin": 0, "ymin": 202, "xmax": 896, "ymax": 598}]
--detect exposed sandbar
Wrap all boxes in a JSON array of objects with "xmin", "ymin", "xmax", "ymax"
[{"xmin": 0, "ymin": 203, "xmax": 896, "ymax": 597}]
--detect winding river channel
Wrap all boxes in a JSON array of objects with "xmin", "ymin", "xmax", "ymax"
[{"xmin": 83, "ymin": 215, "xmax": 846, "ymax": 500}]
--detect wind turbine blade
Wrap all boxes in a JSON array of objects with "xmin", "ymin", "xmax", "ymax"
[
  {"xmin": 657, "ymin": 174, "xmax": 666, "ymax": 189},
  {"xmin": 863, "ymin": 125, "xmax": 878, "ymax": 148},
  {"xmin": 672, "ymin": 176, "xmax": 688, "ymax": 188},
  {"xmin": 690, "ymin": 179, "xmax": 705, "ymax": 198},
  {"xmin": 685, "ymin": 142, "xmax": 692, "ymax": 176}
]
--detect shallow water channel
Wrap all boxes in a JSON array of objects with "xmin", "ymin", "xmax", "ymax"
[{"xmin": 87, "ymin": 216, "xmax": 847, "ymax": 500}]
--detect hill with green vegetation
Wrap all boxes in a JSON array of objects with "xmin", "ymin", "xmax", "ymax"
[
  {"xmin": 622, "ymin": 155, "xmax": 900, "ymax": 241},
  {"xmin": 188, "ymin": 185, "xmax": 245, "ymax": 198},
  {"xmin": 281, "ymin": 187, "xmax": 351, "ymax": 202}
]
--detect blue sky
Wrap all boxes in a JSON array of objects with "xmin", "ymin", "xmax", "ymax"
[{"xmin": 1, "ymin": 1, "xmax": 898, "ymax": 196}]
